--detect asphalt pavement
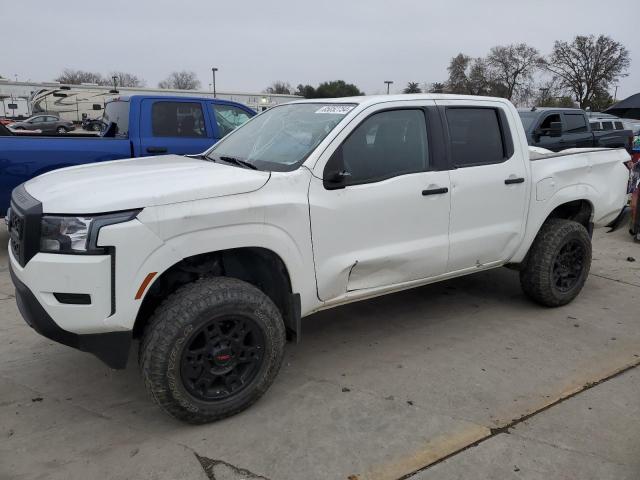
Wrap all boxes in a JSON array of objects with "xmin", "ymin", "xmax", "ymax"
[{"xmin": 1, "ymin": 226, "xmax": 639, "ymax": 480}]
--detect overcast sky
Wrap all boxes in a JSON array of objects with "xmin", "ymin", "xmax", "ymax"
[{"xmin": 1, "ymin": 0, "xmax": 636, "ymax": 99}]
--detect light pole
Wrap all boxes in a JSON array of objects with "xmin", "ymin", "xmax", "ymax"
[
  {"xmin": 384, "ymin": 80, "xmax": 393, "ymax": 95},
  {"xmin": 110, "ymin": 75, "xmax": 119, "ymax": 94},
  {"xmin": 211, "ymin": 67, "xmax": 218, "ymax": 98}
]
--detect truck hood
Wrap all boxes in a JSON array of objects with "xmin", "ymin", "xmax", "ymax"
[{"xmin": 24, "ymin": 155, "xmax": 270, "ymax": 213}]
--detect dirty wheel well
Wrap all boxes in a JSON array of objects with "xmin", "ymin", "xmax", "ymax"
[
  {"xmin": 133, "ymin": 247, "xmax": 299, "ymax": 340},
  {"xmin": 507, "ymin": 200, "xmax": 593, "ymax": 271},
  {"xmin": 547, "ymin": 200, "xmax": 593, "ymax": 230}
]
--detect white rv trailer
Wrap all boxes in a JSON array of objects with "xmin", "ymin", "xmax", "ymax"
[{"xmin": 0, "ymin": 97, "xmax": 30, "ymax": 119}]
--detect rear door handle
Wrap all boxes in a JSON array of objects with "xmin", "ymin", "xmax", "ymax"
[
  {"xmin": 146, "ymin": 146, "xmax": 168, "ymax": 154},
  {"xmin": 504, "ymin": 177, "xmax": 525, "ymax": 185},
  {"xmin": 422, "ymin": 187, "xmax": 449, "ymax": 196}
]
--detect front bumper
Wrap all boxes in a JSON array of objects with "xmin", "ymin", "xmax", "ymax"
[{"xmin": 9, "ymin": 262, "xmax": 131, "ymax": 369}]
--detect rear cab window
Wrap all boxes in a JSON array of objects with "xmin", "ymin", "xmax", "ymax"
[
  {"xmin": 563, "ymin": 113, "xmax": 588, "ymax": 133},
  {"xmin": 152, "ymin": 101, "xmax": 207, "ymax": 138},
  {"xmin": 445, "ymin": 107, "xmax": 511, "ymax": 167}
]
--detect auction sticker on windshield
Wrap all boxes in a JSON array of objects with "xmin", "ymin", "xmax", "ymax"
[{"xmin": 315, "ymin": 105, "xmax": 355, "ymax": 114}]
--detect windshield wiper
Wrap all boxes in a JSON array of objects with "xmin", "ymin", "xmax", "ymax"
[
  {"xmin": 185, "ymin": 153, "xmax": 208, "ymax": 160},
  {"xmin": 219, "ymin": 156, "xmax": 257, "ymax": 170}
]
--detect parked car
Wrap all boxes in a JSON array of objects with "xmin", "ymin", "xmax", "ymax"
[
  {"xmin": 8, "ymin": 94, "xmax": 629, "ymax": 423},
  {"xmin": 518, "ymin": 107, "xmax": 633, "ymax": 152},
  {"xmin": 8, "ymin": 115, "xmax": 74, "ymax": 134},
  {"xmin": 0, "ymin": 95, "xmax": 255, "ymax": 212}
]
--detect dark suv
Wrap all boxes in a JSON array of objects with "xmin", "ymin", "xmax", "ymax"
[{"xmin": 9, "ymin": 115, "xmax": 75, "ymax": 134}]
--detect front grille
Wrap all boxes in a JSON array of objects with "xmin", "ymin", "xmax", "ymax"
[
  {"xmin": 8, "ymin": 208, "xmax": 24, "ymax": 260},
  {"xmin": 9, "ymin": 185, "xmax": 43, "ymax": 267}
]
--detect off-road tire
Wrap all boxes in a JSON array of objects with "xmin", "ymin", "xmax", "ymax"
[
  {"xmin": 139, "ymin": 277, "xmax": 286, "ymax": 424},
  {"xmin": 520, "ymin": 218, "xmax": 592, "ymax": 307}
]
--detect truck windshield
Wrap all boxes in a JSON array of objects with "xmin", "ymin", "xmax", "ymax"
[
  {"xmin": 205, "ymin": 103, "xmax": 356, "ymax": 171},
  {"xmin": 102, "ymin": 100, "xmax": 130, "ymax": 137},
  {"xmin": 518, "ymin": 111, "xmax": 537, "ymax": 131}
]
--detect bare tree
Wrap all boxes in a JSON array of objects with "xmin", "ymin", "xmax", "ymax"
[
  {"xmin": 487, "ymin": 43, "xmax": 542, "ymax": 101},
  {"xmin": 446, "ymin": 54, "xmax": 506, "ymax": 97},
  {"xmin": 545, "ymin": 34, "xmax": 630, "ymax": 108},
  {"xmin": 158, "ymin": 71, "xmax": 201, "ymax": 90},
  {"xmin": 55, "ymin": 69, "xmax": 104, "ymax": 85},
  {"xmin": 403, "ymin": 82, "xmax": 421, "ymax": 94},
  {"xmin": 265, "ymin": 81, "xmax": 292, "ymax": 95},
  {"xmin": 108, "ymin": 71, "xmax": 146, "ymax": 88}
]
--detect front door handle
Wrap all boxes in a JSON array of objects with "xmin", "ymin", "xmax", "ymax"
[
  {"xmin": 504, "ymin": 177, "xmax": 525, "ymax": 185},
  {"xmin": 146, "ymin": 146, "xmax": 168, "ymax": 154},
  {"xmin": 422, "ymin": 187, "xmax": 449, "ymax": 196}
]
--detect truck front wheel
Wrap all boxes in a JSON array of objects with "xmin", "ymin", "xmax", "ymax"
[
  {"xmin": 139, "ymin": 277, "xmax": 286, "ymax": 423},
  {"xmin": 520, "ymin": 218, "xmax": 592, "ymax": 307}
]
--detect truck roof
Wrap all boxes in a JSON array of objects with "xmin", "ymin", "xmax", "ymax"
[
  {"xmin": 517, "ymin": 107, "xmax": 583, "ymax": 113},
  {"xmin": 105, "ymin": 94, "xmax": 250, "ymax": 105},
  {"xmin": 289, "ymin": 93, "xmax": 515, "ymax": 108}
]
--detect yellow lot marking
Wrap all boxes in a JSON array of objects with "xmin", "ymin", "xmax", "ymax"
[{"xmin": 365, "ymin": 352, "xmax": 640, "ymax": 480}]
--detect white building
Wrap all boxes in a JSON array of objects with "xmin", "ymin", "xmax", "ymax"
[{"xmin": 0, "ymin": 79, "xmax": 300, "ymax": 121}]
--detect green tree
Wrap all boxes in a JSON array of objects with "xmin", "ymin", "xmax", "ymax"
[
  {"xmin": 427, "ymin": 82, "xmax": 446, "ymax": 93},
  {"xmin": 295, "ymin": 84, "xmax": 316, "ymax": 98},
  {"xmin": 545, "ymin": 34, "xmax": 630, "ymax": 108},
  {"xmin": 446, "ymin": 53, "xmax": 472, "ymax": 94},
  {"xmin": 403, "ymin": 82, "xmax": 421, "ymax": 94},
  {"xmin": 587, "ymin": 88, "xmax": 615, "ymax": 111},
  {"xmin": 314, "ymin": 80, "xmax": 363, "ymax": 98}
]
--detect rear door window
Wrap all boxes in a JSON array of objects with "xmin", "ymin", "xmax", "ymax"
[
  {"xmin": 103, "ymin": 100, "xmax": 130, "ymax": 137},
  {"xmin": 152, "ymin": 101, "xmax": 206, "ymax": 138},
  {"xmin": 445, "ymin": 108, "xmax": 506, "ymax": 167},
  {"xmin": 601, "ymin": 121, "xmax": 613, "ymax": 130},
  {"xmin": 564, "ymin": 113, "xmax": 588, "ymax": 133}
]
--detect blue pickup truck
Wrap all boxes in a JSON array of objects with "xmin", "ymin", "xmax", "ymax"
[{"xmin": 0, "ymin": 95, "xmax": 255, "ymax": 212}]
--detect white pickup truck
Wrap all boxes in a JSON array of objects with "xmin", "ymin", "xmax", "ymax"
[{"xmin": 8, "ymin": 94, "xmax": 629, "ymax": 423}]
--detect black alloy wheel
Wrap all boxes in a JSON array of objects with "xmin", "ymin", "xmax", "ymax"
[
  {"xmin": 181, "ymin": 315, "xmax": 265, "ymax": 401},
  {"xmin": 552, "ymin": 239, "xmax": 586, "ymax": 293}
]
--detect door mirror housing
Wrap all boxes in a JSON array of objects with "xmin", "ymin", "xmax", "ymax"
[
  {"xmin": 549, "ymin": 121, "xmax": 563, "ymax": 137},
  {"xmin": 323, "ymin": 146, "xmax": 350, "ymax": 190}
]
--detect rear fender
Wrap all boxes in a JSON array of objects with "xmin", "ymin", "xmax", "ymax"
[{"xmin": 510, "ymin": 184, "xmax": 598, "ymax": 263}]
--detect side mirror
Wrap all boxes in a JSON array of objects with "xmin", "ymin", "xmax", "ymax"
[
  {"xmin": 549, "ymin": 121, "xmax": 563, "ymax": 137},
  {"xmin": 323, "ymin": 146, "xmax": 350, "ymax": 190}
]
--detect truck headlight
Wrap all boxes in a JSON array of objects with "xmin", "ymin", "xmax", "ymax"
[{"xmin": 40, "ymin": 210, "xmax": 140, "ymax": 254}]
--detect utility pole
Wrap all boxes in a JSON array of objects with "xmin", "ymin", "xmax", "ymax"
[
  {"xmin": 384, "ymin": 80, "xmax": 393, "ymax": 95},
  {"xmin": 614, "ymin": 85, "xmax": 619, "ymax": 102},
  {"xmin": 212, "ymin": 67, "xmax": 218, "ymax": 98}
]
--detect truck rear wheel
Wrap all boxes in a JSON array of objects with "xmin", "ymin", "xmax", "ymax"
[
  {"xmin": 139, "ymin": 277, "xmax": 286, "ymax": 424},
  {"xmin": 520, "ymin": 218, "xmax": 592, "ymax": 307}
]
